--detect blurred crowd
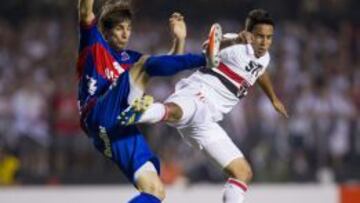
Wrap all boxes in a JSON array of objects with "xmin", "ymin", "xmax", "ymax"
[{"xmin": 0, "ymin": 0, "xmax": 359, "ymax": 185}]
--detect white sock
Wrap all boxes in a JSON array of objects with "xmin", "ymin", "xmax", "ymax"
[
  {"xmin": 138, "ymin": 103, "xmax": 168, "ymax": 123},
  {"xmin": 223, "ymin": 178, "xmax": 248, "ymax": 203}
]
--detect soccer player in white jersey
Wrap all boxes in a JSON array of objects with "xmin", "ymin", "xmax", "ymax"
[{"xmin": 120, "ymin": 9, "xmax": 288, "ymax": 203}]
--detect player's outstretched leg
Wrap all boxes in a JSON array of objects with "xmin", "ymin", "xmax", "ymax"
[
  {"xmin": 118, "ymin": 95, "xmax": 154, "ymax": 126},
  {"xmin": 143, "ymin": 23, "xmax": 222, "ymax": 77},
  {"xmin": 205, "ymin": 23, "xmax": 222, "ymax": 68}
]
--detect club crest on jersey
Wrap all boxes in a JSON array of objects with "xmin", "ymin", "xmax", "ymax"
[{"xmin": 121, "ymin": 51, "xmax": 130, "ymax": 61}]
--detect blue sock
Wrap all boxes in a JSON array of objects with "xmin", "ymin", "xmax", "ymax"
[
  {"xmin": 128, "ymin": 192, "xmax": 161, "ymax": 203},
  {"xmin": 144, "ymin": 53, "xmax": 206, "ymax": 76}
]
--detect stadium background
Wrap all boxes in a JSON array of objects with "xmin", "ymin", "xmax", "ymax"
[{"xmin": 0, "ymin": 0, "xmax": 359, "ymax": 202}]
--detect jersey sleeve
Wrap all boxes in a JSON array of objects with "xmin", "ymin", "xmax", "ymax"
[{"xmin": 79, "ymin": 19, "xmax": 107, "ymax": 52}]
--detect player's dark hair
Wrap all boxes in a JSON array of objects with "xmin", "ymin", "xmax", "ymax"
[
  {"xmin": 245, "ymin": 9, "xmax": 274, "ymax": 31},
  {"xmin": 99, "ymin": 1, "xmax": 133, "ymax": 32}
]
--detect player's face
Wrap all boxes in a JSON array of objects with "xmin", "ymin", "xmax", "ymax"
[
  {"xmin": 107, "ymin": 20, "xmax": 132, "ymax": 50},
  {"xmin": 251, "ymin": 24, "xmax": 273, "ymax": 57}
]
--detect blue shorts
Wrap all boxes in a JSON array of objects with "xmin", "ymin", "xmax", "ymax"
[
  {"xmin": 82, "ymin": 72, "xmax": 160, "ymax": 184},
  {"xmin": 92, "ymin": 128, "xmax": 160, "ymax": 184}
]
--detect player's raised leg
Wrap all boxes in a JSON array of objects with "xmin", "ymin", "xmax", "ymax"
[
  {"xmin": 119, "ymin": 24, "xmax": 222, "ymax": 126},
  {"xmin": 141, "ymin": 23, "xmax": 222, "ymax": 77}
]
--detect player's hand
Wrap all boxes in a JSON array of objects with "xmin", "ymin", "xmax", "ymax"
[
  {"xmin": 236, "ymin": 31, "xmax": 253, "ymax": 44},
  {"xmin": 272, "ymin": 98, "xmax": 289, "ymax": 118},
  {"xmin": 169, "ymin": 12, "xmax": 187, "ymax": 40}
]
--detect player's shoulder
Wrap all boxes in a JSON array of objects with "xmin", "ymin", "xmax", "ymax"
[
  {"xmin": 124, "ymin": 49, "xmax": 142, "ymax": 57},
  {"xmin": 220, "ymin": 43, "xmax": 248, "ymax": 57},
  {"xmin": 122, "ymin": 49, "xmax": 143, "ymax": 61}
]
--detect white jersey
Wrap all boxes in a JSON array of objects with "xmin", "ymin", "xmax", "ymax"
[
  {"xmin": 169, "ymin": 33, "xmax": 271, "ymax": 121},
  {"xmin": 197, "ymin": 34, "xmax": 270, "ymax": 109}
]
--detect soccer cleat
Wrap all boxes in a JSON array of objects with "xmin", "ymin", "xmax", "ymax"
[
  {"xmin": 118, "ymin": 95, "xmax": 154, "ymax": 126},
  {"xmin": 205, "ymin": 23, "xmax": 222, "ymax": 68}
]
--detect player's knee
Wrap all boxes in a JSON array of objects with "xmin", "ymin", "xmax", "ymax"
[
  {"xmin": 164, "ymin": 102, "xmax": 183, "ymax": 123},
  {"xmin": 224, "ymin": 158, "xmax": 253, "ymax": 183}
]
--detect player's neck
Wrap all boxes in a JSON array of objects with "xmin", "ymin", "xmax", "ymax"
[
  {"xmin": 254, "ymin": 51, "xmax": 266, "ymax": 58},
  {"xmin": 111, "ymin": 46, "xmax": 125, "ymax": 53}
]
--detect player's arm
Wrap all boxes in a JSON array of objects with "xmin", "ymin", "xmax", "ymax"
[
  {"xmin": 168, "ymin": 12, "xmax": 187, "ymax": 55},
  {"xmin": 257, "ymin": 71, "xmax": 289, "ymax": 118},
  {"xmin": 78, "ymin": 0, "xmax": 95, "ymax": 25}
]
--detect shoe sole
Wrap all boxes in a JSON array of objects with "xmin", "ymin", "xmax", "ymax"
[{"xmin": 207, "ymin": 23, "xmax": 222, "ymax": 67}]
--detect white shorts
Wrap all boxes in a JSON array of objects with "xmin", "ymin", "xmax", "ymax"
[{"xmin": 165, "ymin": 79, "xmax": 244, "ymax": 168}]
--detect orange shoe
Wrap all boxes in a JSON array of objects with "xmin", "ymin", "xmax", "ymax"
[{"xmin": 205, "ymin": 23, "xmax": 222, "ymax": 68}]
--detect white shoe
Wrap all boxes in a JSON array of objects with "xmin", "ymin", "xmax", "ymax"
[{"xmin": 205, "ymin": 23, "xmax": 222, "ymax": 68}]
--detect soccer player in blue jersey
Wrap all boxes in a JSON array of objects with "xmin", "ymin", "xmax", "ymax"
[{"xmin": 77, "ymin": 0, "xmax": 221, "ymax": 202}]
